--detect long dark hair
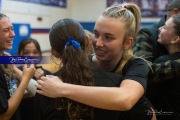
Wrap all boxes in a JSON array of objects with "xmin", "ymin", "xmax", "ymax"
[
  {"xmin": 49, "ymin": 18, "xmax": 94, "ymax": 120},
  {"xmin": 18, "ymin": 37, "xmax": 42, "ymax": 56}
]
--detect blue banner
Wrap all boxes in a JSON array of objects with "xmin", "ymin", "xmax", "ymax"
[
  {"xmin": 0, "ymin": 56, "xmax": 51, "ymax": 64},
  {"xmin": 14, "ymin": 0, "xmax": 67, "ymax": 8}
]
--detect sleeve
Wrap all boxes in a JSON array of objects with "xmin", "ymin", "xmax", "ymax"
[
  {"xmin": 42, "ymin": 68, "xmax": 52, "ymax": 76},
  {"xmin": 123, "ymin": 58, "xmax": 149, "ymax": 90},
  {"xmin": 26, "ymin": 79, "xmax": 37, "ymax": 95},
  {"xmin": 133, "ymin": 31, "xmax": 154, "ymax": 62},
  {"xmin": 0, "ymin": 80, "xmax": 8, "ymax": 114},
  {"xmin": 151, "ymin": 54, "xmax": 180, "ymax": 82}
]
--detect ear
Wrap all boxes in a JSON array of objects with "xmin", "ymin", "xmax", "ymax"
[
  {"xmin": 172, "ymin": 8, "xmax": 179, "ymax": 14},
  {"xmin": 85, "ymin": 35, "xmax": 90, "ymax": 48},
  {"xmin": 124, "ymin": 37, "xmax": 133, "ymax": 49},
  {"xmin": 51, "ymin": 48, "xmax": 60, "ymax": 58},
  {"xmin": 171, "ymin": 36, "xmax": 179, "ymax": 44}
]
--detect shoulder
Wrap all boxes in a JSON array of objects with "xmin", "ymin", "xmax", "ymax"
[
  {"xmin": 123, "ymin": 57, "xmax": 149, "ymax": 79},
  {"xmin": 36, "ymin": 65, "xmax": 52, "ymax": 75},
  {"xmin": 3, "ymin": 52, "xmax": 11, "ymax": 56},
  {"xmin": 122, "ymin": 57, "xmax": 149, "ymax": 90},
  {"xmin": 138, "ymin": 24, "xmax": 158, "ymax": 39},
  {"xmin": 137, "ymin": 16, "xmax": 165, "ymax": 40},
  {"xmin": 124, "ymin": 57, "xmax": 149, "ymax": 70},
  {"xmin": 122, "ymin": 57, "xmax": 150, "ymax": 81},
  {"xmin": 41, "ymin": 67, "xmax": 52, "ymax": 75}
]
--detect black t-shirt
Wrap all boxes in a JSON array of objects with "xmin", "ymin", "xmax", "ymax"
[
  {"xmin": 0, "ymin": 66, "xmax": 20, "ymax": 120},
  {"xmin": 94, "ymin": 58, "xmax": 152, "ymax": 120},
  {"xmin": 34, "ymin": 58, "xmax": 153, "ymax": 120},
  {"xmin": 18, "ymin": 65, "xmax": 51, "ymax": 120}
]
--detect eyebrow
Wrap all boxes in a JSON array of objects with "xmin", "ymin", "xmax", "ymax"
[
  {"xmin": 94, "ymin": 29, "xmax": 114, "ymax": 35},
  {"xmin": 2, "ymin": 26, "xmax": 13, "ymax": 30},
  {"xmin": 104, "ymin": 33, "xmax": 115, "ymax": 36}
]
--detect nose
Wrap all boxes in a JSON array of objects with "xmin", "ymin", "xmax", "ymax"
[
  {"xmin": 29, "ymin": 53, "xmax": 35, "ymax": 56},
  {"xmin": 159, "ymin": 26, "xmax": 162, "ymax": 32},
  {"xmin": 95, "ymin": 36, "xmax": 104, "ymax": 47},
  {"xmin": 10, "ymin": 30, "xmax": 15, "ymax": 38}
]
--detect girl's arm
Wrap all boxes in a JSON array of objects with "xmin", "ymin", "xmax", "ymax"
[
  {"xmin": 36, "ymin": 76, "xmax": 144, "ymax": 111},
  {"xmin": 0, "ymin": 64, "xmax": 35, "ymax": 120},
  {"xmin": 12, "ymin": 64, "xmax": 37, "ymax": 95}
]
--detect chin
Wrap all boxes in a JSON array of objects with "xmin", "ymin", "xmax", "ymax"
[
  {"xmin": 157, "ymin": 39, "xmax": 161, "ymax": 43},
  {"xmin": 96, "ymin": 55, "xmax": 106, "ymax": 61},
  {"xmin": 6, "ymin": 47, "xmax": 12, "ymax": 50}
]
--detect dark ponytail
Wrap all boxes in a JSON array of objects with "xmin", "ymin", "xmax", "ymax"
[{"xmin": 49, "ymin": 18, "xmax": 94, "ymax": 120}]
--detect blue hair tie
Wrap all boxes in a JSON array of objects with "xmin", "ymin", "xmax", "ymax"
[{"xmin": 65, "ymin": 36, "xmax": 80, "ymax": 49}]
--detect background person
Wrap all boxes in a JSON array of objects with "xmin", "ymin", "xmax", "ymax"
[
  {"xmin": 0, "ymin": 13, "xmax": 35, "ymax": 120},
  {"xmin": 18, "ymin": 37, "xmax": 51, "ymax": 80},
  {"xmin": 84, "ymin": 29, "xmax": 95, "ymax": 55},
  {"xmin": 148, "ymin": 14, "xmax": 180, "ymax": 120},
  {"xmin": 133, "ymin": 0, "xmax": 180, "ymax": 119},
  {"xmin": 133, "ymin": 0, "xmax": 180, "ymax": 82},
  {"xmin": 17, "ymin": 37, "xmax": 52, "ymax": 120}
]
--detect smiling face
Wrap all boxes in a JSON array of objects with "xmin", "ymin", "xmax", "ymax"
[
  {"xmin": 158, "ymin": 17, "xmax": 176, "ymax": 47},
  {"xmin": 0, "ymin": 17, "xmax": 15, "ymax": 54},
  {"xmin": 93, "ymin": 16, "xmax": 126, "ymax": 64}
]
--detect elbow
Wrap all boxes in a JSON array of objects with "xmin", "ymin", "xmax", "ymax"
[
  {"xmin": 121, "ymin": 101, "xmax": 134, "ymax": 111},
  {"xmin": 116, "ymin": 96, "xmax": 136, "ymax": 111}
]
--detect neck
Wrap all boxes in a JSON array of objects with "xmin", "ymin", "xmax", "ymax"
[
  {"xmin": 93, "ymin": 56, "xmax": 121, "ymax": 72},
  {"xmin": 0, "ymin": 51, "xmax": 4, "ymax": 56},
  {"xmin": 167, "ymin": 45, "xmax": 180, "ymax": 54}
]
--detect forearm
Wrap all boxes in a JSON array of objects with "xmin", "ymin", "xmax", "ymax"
[
  {"xmin": 0, "ymin": 76, "xmax": 30, "ymax": 120},
  {"xmin": 61, "ymin": 81, "xmax": 141, "ymax": 111}
]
